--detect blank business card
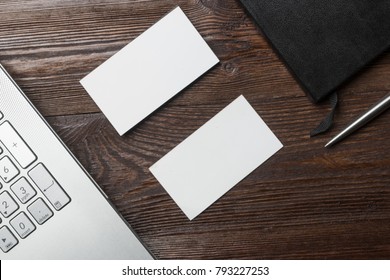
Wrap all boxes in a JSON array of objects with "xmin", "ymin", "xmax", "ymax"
[
  {"xmin": 80, "ymin": 7, "xmax": 219, "ymax": 135},
  {"xmin": 149, "ymin": 95, "xmax": 283, "ymax": 220}
]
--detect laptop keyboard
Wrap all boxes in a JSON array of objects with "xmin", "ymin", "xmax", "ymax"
[{"xmin": 0, "ymin": 113, "xmax": 71, "ymax": 253}]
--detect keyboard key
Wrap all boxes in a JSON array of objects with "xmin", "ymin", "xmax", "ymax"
[
  {"xmin": 0, "ymin": 121, "xmax": 37, "ymax": 169},
  {"xmin": 27, "ymin": 198, "xmax": 53, "ymax": 225},
  {"xmin": 0, "ymin": 226, "xmax": 18, "ymax": 253},
  {"xmin": 10, "ymin": 212, "xmax": 36, "ymax": 239},
  {"xmin": 0, "ymin": 191, "xmax": 19, "ymax": 218},
  {"xmin": 0, "ymin": 156, "xmax": 19, "ymax": 183},
  {"xmin": 28, "ymin": 164, "xmax": 70, "ymax": 210},
  {"xmin": 11, "ymin": 177, "xmax": 36, "ymax": 204}
]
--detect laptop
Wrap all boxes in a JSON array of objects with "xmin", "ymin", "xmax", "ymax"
[{"xmin": 0, "ymin": 64, "xmax": 154, "ymax": 259}]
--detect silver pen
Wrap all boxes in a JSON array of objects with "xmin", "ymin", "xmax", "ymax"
[{"xmin": 325, "ymin": 92, "xmax": 390, "ymax": 148}]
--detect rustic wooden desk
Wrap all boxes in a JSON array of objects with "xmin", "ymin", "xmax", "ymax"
[{"xmin": 0, "ymin": 0, "xmax": 389, "ymax": 259}]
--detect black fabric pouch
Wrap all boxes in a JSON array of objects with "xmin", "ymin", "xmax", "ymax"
[{"xmin": 238, "ymin": 0, "xmax": 390, "ymax": 103}]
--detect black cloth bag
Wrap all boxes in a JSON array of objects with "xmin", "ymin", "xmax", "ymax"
[{"xmin": 239, "ymin": 0, "xmax": 390, "ymax": 103}]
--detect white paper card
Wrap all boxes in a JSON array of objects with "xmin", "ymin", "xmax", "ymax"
[
  {"xmin": 80, "ymin": 7, "xmax": 219, "ymax": 135},
  {"xmin": 150, "ymin": 95, "xmax": 283, "ymax": 220}
]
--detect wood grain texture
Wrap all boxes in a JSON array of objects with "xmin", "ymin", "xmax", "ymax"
[{"xmin": 1, "ymin": 0, "xmax": 389, "ymax": 259}]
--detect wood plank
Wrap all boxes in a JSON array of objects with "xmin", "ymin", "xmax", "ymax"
[
  {"xmin": 45, "ymin": 104, "xmax": 390, "ymax": 259},
  {"xmin": 0, "ymin": 0, "xmax": 389, "ymax": 116}
]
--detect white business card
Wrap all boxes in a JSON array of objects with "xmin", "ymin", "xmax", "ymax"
[
  {"xmin": 149, "ymin": 95, "xmax": 283, "ymax": 220},
  {"xmin": 80, "ymin": 7, "xmax": 219, "ymax": 135}
]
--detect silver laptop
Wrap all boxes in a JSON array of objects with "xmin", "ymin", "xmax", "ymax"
[{"xmin": 0, "ymin": 64, "xmax": 154, "ymax": 259}]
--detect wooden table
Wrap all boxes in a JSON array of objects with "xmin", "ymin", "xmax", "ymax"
[{"xmin": 0, "ymin": 0, "xmax": 389, "ymax": 259}]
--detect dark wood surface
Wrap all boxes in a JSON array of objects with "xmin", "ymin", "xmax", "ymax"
[{"xmin": 1, "ymin": 0, "xmax": 389, "ymax": 259}]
